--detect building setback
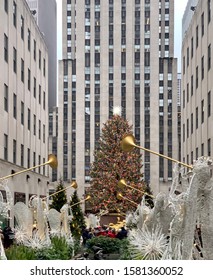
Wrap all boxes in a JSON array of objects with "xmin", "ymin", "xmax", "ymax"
[
  {"xmin": 181, "ymin": 0, "xmax": 213, "ymax": 166},
  {"xmin": 0, "ymin": 0, "xmax": 49, "ymax": 226},
  {"xmin": 51, "ymin": 0, "xmax": 178, "ymax": 201}
]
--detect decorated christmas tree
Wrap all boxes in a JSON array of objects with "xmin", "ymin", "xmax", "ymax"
[
  {"xmin": 70, "ymin": 191, "xmax": 86, "ymax": 240},
  {"xmin": 89, "ymin": 110, "xmax": 147, "ymax": 213},
  {"xmin": 50, "ymin": 178, "xmax": 67, "ymax": 212}
]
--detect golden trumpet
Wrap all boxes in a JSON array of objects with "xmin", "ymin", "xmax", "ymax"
[
  {"xmin": 0, "ymin": 154, "xmax": 58, "ymax": 181},
  {"xmin": 116, "ymin": 192, "xmax": 138, "ymax": 206},
  {"xmin": 120, "ymin": 134, "xmax": 192, "ymax": 169},
  {"xmin": 42, "ymin": 181, "xmax": 78, "ymax": 201},
  {"xmin": 70, "ymin": 181, "xmax": 78, "ymax": 189},
  {"xmin": 118, "ymin": 179, "xmax": 154, "ymax": 198},
  {"xmin": 70, "ymin": 195, "xmax": 91, "ymax": 208}
]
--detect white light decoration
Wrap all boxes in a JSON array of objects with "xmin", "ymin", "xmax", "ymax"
[{"xmin": 113, "ymin": 106, "xmax": 122, "ymax": 116}]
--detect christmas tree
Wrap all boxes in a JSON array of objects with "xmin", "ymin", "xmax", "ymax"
[
  {"xmin": 70, "ymin": 191, "xmax": 86, "ymax": 240},
  {"xmin": 89, "ymin": 111, "xmax": 147, "ymax": 213},
  {"xmin": 50, "ymin": 178, "xmax": 67, "ymax": 212}
]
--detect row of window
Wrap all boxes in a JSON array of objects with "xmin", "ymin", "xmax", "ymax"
[
  {"xmin": 183, "ymin": 50, "xmax": 211, "ymax": 109},
  {"xmin": 183, "ymin": 93, "xmax": 211, "ymax": 142},
  {"xmin": 4, "ymin": 134, "xmax": 46, "ymax": 174},
  {"xmin": 183, "ymin": 139, "xmax": 211, "ymax": 166},
  {"xmin": 183, "ymin": 2, "xmax": 211, "ymax": 74},
  {"xmin": 4, "ymin": 0, "xmax": 46, "ymax": 74},
  {"xmin": 4, "ymin": 33, "xmax": 46, "ymax": 79},
  {"xmin": 4, "ymin": 85, "xmax": 46, "ymax": 142},
  {"xmin": 4, "ymin": 82, "xmax": 46, "ymax": 115}
]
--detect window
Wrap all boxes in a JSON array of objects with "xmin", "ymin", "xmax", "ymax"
[
  {"xmin": 43, "ymin": 58, "xmax": 46, "ymax": 76},
  {"xmin": 191, "ymin": 37, "xmax": 193, "ymax": 58},
  {"xmin": 4, "ymin": 34, "xmax": 8, "ymax": 62},
  {"xmin": 21, "ymin": 59, "xmax": 24, "ymax": 82},
  {"xmin": 201, "ymin": 143, "xmax": 204, "ymax": 156},
  {"xmin": 196, "ymin": 147, "xmax": 198, "ymax": 159},
  {"xmin": 208, "ymin": 91, "xmax": 211, "ymax": 117},
  {"xmin": 208, "ymin": 44, "xmax": 211, "ymax": 70},
  {"xmin": 4, "ymin": 0, "xmax": 8, "ymax": 13},
  {"xmin": 201, "ymin": 99, "xmax": 204, "ymax": 123},
  {"xmin": 208, "ymin": 138, "xmax": 211, "ymax": 156},
  {"xmin": 121, "ymin": 51, "xmax": 126, "ymax": 67},
  {"xmin": 27, "ymin": 29, "xmax": 31, "ymax": 51},
  {"xmin": 43, "ymin": 91, "xmax": 46, "ymax": 110},
  {"xmin": 13, "ymin": 140, "xmax": 16, "ymax": 164},
  {"xmin": 13, "ymin": 1, "xmax": 17, "ymax": 27},
  {"xmin": 33, "ymin": 40, "xmax": 36, "ymax": 60},
  {"xmin": 4, "ymin": 84, "xmax": 8, "ymax": 112},
  {"xmin": 27, "ymin": 148, "xmax": 30, "ymax": 168},
  {"xmin": 109, "ymin": 51, "xmax": 113, "ymax": 66},
  {"xmin": 187, "ymin": 119, "xmax": 189, "ymax": 138},
  {"xmin": 21, "ymin": 101, "xmax": 24, "ymax": 125},
  {"xmin": 33, "ymin": 115, "xmax": 36, "ymax": 135},
  {"xmin": 201, "ymin": 12, "xmax": 204, "ymax": 36},
  {"xmin": 33, "ymin": 152, "xmax": 36, "ymax": 168},
  {"xmin": 39, "ymin": 50, "xmax": 41, "ymax": 69},
  {"xmin": 13, "ymin": 47, "xmax": 17, "ymax": 73},
  {"xmin": 183, "ymin": 56, "xmax": 185, "ymax": 74},
  {"xmin": 183, "ymin": 123, "xmax": 185, "ymax": 142},
  {"xmin": 28, "ymin": 109, "xmax": 31, "ymax": 130},
  {"xmin": 85, "ymin": 53, "xmax": 90, "ymax": 67},
  {"xmin": 39, "ymin": 85, "xmax": 41, "ymax": 104},
  {"xmin": 187, "ymin": 47, "xmax": 189, "ymax": 66},
  {"xmin": 21, "ymin": 16, "xmax": 24, "ymax": 40},
  {"xmin": 208, "ymin": 0, "xmax": 211, "ymax": 23},
  {"xmin": 191, "ymin": 113, "xmax": 193, "ymax": 134},
  {"xmin": 183, "ymin": 90, "xmax": 185, "ymax": 108},
  {"xmin": 33, "ymin": 77, "xmax": 36, "ymax": 98},
  {"xmin": 145, "ymin": 52, "xmax": 150, "ymax": 66},
  {"xmin": 43, "ymin": 157, "xmax": 45, "ymax": 175},
  {"xmin": 187, "ymin": 83, "xmax": 189, "ymax": 102},
  {"xmin": 196, "ymin": 25, "xmax": 198, "ymax": 48},
  {"xmin": 38, "ymin": 155, "xmax": 41, "ymax": 173},
  {"xmin": 28, "ymin": 69, "xmax": 31, "ymax": 91},
  {"xmin": 4, "ymin": 134, "xmax": 8, "ymax": 160},
  {"xmin": 189, "ymin": 152, "xmax": 193, "ymax": 165},
  {"xmin": 196, "ymin": 107, "xmax": 198, "ymax": 129},
  {"xmin": 43, "ymin": 125, "xmax": 45, "ymax": 143},
  {"xmin": 201, "ymin": 56, "xmax": 204, "ymax": 80},
  {"xmin": 21, "ymin": 144, "xmax": 24, "ymax": 166},
  {"xmin": 13, "ymin": 93, "xmax": 17, "ymax": 119},
  {"xmin": 191, "ymin": 75, "xmax": 193, "ymax": 96},
  {"xmin": 39, "ymin": 120, "xmax": 41, "ymax": 139},
  {"xmin": 196, "ymin": 66, "xmax": 198, "ymax": 89}
]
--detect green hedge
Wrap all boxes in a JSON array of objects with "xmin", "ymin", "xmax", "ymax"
[
  {"xmin": 85, "ymin": 236, "xmax": 133, "ymax": 259},
  {"xmin": 5, "ymin": 236, "xmax": 73, "ymax": 260}
]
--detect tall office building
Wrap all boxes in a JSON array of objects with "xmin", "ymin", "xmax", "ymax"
[
  {"xmin": 26, "ymin": 0, "xmax": 57, "ymax": 108},
  {"xmin": 182, "ymin": 0, "xmax": 213, "ymax": 166},
  {"xmin": 0, "ymin": 0, "xmax": 49, "ymax": 226},
  {"xmin": 54, "ymin": 0, "xmax": 178, "ymax": 200}
]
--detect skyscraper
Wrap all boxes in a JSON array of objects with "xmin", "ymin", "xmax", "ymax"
[
  {"xmin": 181, "ymin": 0, "xmax": 212, "ymax": 166},
  {"xmin": 0, "ymin": 0, "xmax": 49, "ymax": 226},
  {"xmin": 53, "ymin": 0, "xmax": 178, "ymax": 200}
]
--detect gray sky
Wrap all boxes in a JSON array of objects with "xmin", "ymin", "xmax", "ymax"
[{"xmin": 56, "ymin": 0, "xmax": 187, "ymax": 72}]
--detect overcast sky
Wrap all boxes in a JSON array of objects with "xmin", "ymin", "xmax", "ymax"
[{"xmin": 56, "ymin": 0, "xmax": 187, "ymax": 72}]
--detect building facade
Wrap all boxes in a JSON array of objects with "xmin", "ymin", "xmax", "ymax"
[
  {"xmin": 0, "ymin": 0, "xmax": 49, "ymax": 226},
  {"xmin": 26, "ymin": 0, "xmax": 57, "ymax": 108},
  {"xmin": 53, "ymin": 0, "xmax": 178, "ymax": 200},
  {"xmin": 181, "ymin": 0, "xmax": 212, "ymax": 166}
]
